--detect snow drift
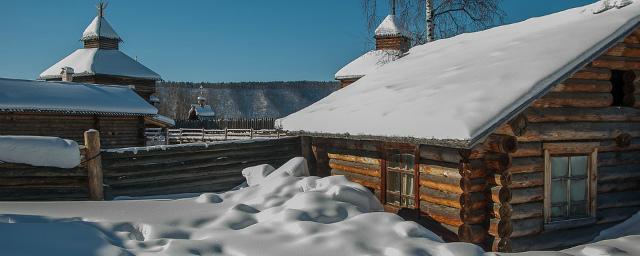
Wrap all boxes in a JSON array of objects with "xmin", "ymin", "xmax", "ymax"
[
  {"xmin": 0, "ymin": 136, "xmax": 80, "ymax": 168},
  {"xmin": 0, "ymin": 157, "xmax": 482, "ymax": 256}
]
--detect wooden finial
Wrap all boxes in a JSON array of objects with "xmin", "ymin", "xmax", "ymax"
[
  {"xmin": 97, "ymin": 2, "xmax": 107, "ymax": 17},
  {"xmin": 392, "ymin": 0, "xmax": 396, "ymax": 15}
]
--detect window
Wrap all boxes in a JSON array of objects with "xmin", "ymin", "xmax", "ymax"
[
  {"xmin": 610, "ymin": 70, "xmax": 635, "ymax": 107},
  {"xmin": 544, "ymin": 143, "xmax": 598, "ymax": 227},
  {"xmin": 385, "ymin": 150, "xmax": 416, "ymax": 208}
]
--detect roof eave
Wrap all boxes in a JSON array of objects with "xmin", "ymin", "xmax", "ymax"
[{"xmin": 285, "ymin": 130, "xmax": 471, "ymax": 149}]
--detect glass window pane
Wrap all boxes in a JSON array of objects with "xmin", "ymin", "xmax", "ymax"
[
  {"xmin": 551, "ymin": 180, "xmax": 567, "ymax": 203},
  {"xmin": 570, "ymin": 203, "xmax": 587, "ymax": 217},
  {"xmin": 551, "ymin": 205, "xmax": 566, "ymax": 219},
  {"xmin": 570, "ymin": 178, "xmax": 587, "ymax": 201},
  {"xmin": 403, "ymin": 173, "xmax": 414, "ymax": 196},
  {"xmin": 551, "ymin": 157, "xmax": 569, "ymax": 178},
  {"xmin": 570, "ymin": 156, "xmax": 588, "ymax": 176},
  {"xmin": 387, "ymin": 172, "xmax": 400, "ymax": 193},
  {"xmin": 386, "ymin": 192, "xmax": 400, "ymax": 206}
]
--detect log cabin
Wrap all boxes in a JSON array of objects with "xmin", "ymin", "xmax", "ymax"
[
  {"xmin": 334, "ymin": 6, "xmax": 410, "ymax": 88},
  {"xmin": 280, "ymin": 1, "xmax": 640, "ymax": 252},
  {"xmin": 38, "ymin": 3, "xmax": 161, "ymax": 102},
  {"xmin": 0, "ymin": 78, "xmax": 157, "ymax": 148}
]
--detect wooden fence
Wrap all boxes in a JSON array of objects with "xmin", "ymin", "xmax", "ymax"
[
  {"xmin": 146, "ymin": 128, "xmax": 283, "ymax": 145},
  {"xmin": 0, "ymin": 132, "xmax": 302, "ymax": 200},
  {"xmin": 175, "ymin": 118, "xmax": 276, "ymax": 129}
]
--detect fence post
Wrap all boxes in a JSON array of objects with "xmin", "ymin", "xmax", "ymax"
[
  {"xmin": 224, "ymin": 128, "xmax": 228, "ymax": 140},
  {"xmin": 250, "ymin": 128, "xmax": 254, "ymax": 139},
  {"xmin": 201, "ymin": 128, "xmax": 205, "ymax": 141},
  {"xmin": 165, "ymin": 128, "xmax": 170, "ymax": 145},
  {"xmin": 84, "ymin": 129, "xmax": 104, "ymax": 201}
]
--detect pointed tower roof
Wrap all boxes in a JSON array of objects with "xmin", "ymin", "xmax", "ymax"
[
  {"xmin": 375, "ymin": 15, "xmax": 410, "ymax": 38},
  {"xmin": 80, "ymin": 3, "xmax": 121, "ymax": 41}
]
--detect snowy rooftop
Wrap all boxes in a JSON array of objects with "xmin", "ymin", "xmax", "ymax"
[
  {"xmin": 39, "ymin": 48, "xmax": 161, "ymax": 81},
  {"xmin": 193, "ymin": 104, "xmax": 216, "ymax": 117},
  {"xmin": 335, "ymin": 49, "xmax": 403, "ymax": 80},
  {"xmin": 279, "ymin": 1, "xmax": 640, "ymax": 147},
  {"xmin": 81, "ymin": 16, "xmax": 121, "ymax": 41},
  {"xmin": 149, "ymin": 114, "xmax": 176, "ymax": 126},
  {"xmin": 0, "ymin": 78, "xmax": 157, "ymax": 116},
  {"xmin": 375, "ymin": 15, "xmax": 410, "ymax": 38}
]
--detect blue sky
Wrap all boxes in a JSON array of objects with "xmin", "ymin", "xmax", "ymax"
[{"xmin": 0, "ymin": 0, "xmax": 596, "ymax": 82}]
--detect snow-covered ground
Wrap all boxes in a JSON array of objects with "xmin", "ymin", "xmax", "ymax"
[{"xmin": 0, "ymin": 158, "xmax": 638, "ymax": 256}]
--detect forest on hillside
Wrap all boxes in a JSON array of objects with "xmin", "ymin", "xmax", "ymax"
[{"xmin": 156, "ymin": 81, "xmax": 339, "ymax": 120}]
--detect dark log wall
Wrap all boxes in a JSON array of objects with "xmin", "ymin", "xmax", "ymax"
[
  {"xmin": 100, "ymin": 137, "xmax": 301, "ymax": 198},
  {"xmin": 47, "ymin": 75, "xmax": 156, "ymax": 101},
  {"xmin": 490, "ymin": 27, "xmax": 640, "ymax": 252},
  {"xmin": 0, "ymin": 113, "xmax": 145, "ymax": 148},
  {"xmin": 0, "ymin": 147, "xmax": 89, "ymax": 201},
  {"xmin": 337, "ymin": 77, "xmax": 360, "ymax": 88},
  {"xmin": 375, "ymin": 36, "xmax": 410, "ymax": 52}
]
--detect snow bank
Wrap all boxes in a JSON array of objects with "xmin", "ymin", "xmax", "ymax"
[
  {"xmin": 0, "ymin": 136, "xmax": 80, "ymax": 168},
  {"xmin": 594, "ymin": 212, "xmax": 640, "ymax": 242},
  {"xmin": 0, "ymin": 157, "xmax": 483, "ymax": 256}
]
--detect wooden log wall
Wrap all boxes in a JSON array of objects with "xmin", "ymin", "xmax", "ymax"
[
  {"xmin": 100, "ymin": 137, "xmax": 301, "ymax": 198},
  {"xmin": 67, "ymin": 75, "xmax": 157, "ymax": 101},
  {"xmin": 375, "ymin": 35, "xmax": 410, "ymax": 52},
  {"xmin": 490, "ymin": 28, "xmax": 640, "ymax": 252},
  {"xmin": 0, "ymin": 147, "xmax": 89, "ymax": 201}
]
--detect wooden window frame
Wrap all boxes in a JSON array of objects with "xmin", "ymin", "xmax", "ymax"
[
  {"xmin": 381, "ymin": 144, "xmax": 419, "ymax": 210},
  {"xmin": 543, "ymin": 142, "xmax": 598, "ymax": 230}
]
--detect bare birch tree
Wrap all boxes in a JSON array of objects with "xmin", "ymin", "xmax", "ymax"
[{"xmin": 363, "ymin": 0, "xmax": 505, "ymax": 44}]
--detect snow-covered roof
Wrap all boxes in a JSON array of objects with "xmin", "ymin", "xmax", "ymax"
[
  {"xmin": 335, "ymin": 49, "xmax": 403, "ymax": 80},
  {"xmin": 279, "ymin": 1, "xmax": 640, "ymax": 147},
  {"xmin": 192, "ymin": 104, "xmax": 216, "ymax": 117},
  {"xmin": 0, "ymin": 136, "xmax": 80, "ymax": 168},
  {"xmin": 148, "ymin": 114, "xmax": 175, "ymax": 127},
  {"xmin": 0, "ymin": 78, "xmax": 157, "ymax": 116},
  {"xmin": 81, "ymin": 16, "xmax": 121, "ymax": 41},
  {"xmin": 39, "ymin": 48, "xmax": 161, "ymax": 81},
  {"xmin": 375, "ymin": 15, "xmax": 410, "ymax": 38}
]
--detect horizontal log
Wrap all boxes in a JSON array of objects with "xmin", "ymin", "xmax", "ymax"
[
  {"xmin": 597, "ymin": 206, "xmax": 640, "ymax": 224},
  {"xmin": 606, "ymin": 43, "xmax": 640, "ymax": 58},
  {"xmin": 598, "ymin": 164, "xmax": 640, "ymax": 182},
  {"xmin": 484, "ymin": 134, "xmax": 517, "ymax": 153},
  {"xmin": 598, "ymin": 151, "xmax": 640, "ymax": 166},
  {"xmin": 624, "ymin": 94, "xmax": 640, "ymax": 108},
  {"xmin": 331, "ymin": 169, "xmax": 381, "ymax": 190},
  {"xmin": 326, "ymin": 149, "xmax": 381, "ymax": 166},
  {"xmin": 591, "ymin": 56, "xmax": 640, "ymax": 70},
  {"xmin": 420, "ymin": 145, "xmax": 466, "ymax": 163},
  {"xmin": 510, "ymin": 186, "xmax": 543, "ymax": 204},
  {"xmin": 419, "ymin": 164, "xmax": 461, "ymax": 177},
  {"xmin": 507, "ymin": 157, "xmax": 543, "ymax": 174},
  {"xmin": 489, "ymin": 218, "xmax": 512, "ymax": 238},
  {"xmin": 489, "ymin": 186, "xmax": 512, "ymax": 204},
  {"xmin": 531, "ymin": 92, "xmax": 612, "ymax": 108},
  {"xmin": 511, "ymin": 217, "xmax": 543, "ymax": 238},
  {"xmin": 109, "ymin": 176, "xmax": 245, "ymax": 197},
  {"xmin": 510, "ymin": 172, "xmax": 544, "ymax": 189},
  {"xmin": 485, "ymin": 153, "xmax": 512, "ymax": 173},
  {"xmin": 598, "ymin": 190, "xmax": 640, "ymax": 209},
  {"xmin": 328, "ymin": 159, "xmax": 381, "ymax": 177},
  {"xmin": 511, "ymin": 142, "xmax": 542, "ymax": 158},
  {"xmin": 323, "ymin": 138, "xmax": 380, "ymax": 152},
  {"xmin": 509, "ymin": 223, "xmax": 616, "ymax": 252},
  {"xmin": 551, "ymin": 79, "xmax": 612, "ymax": 93},
  {"xmin": 419, "ymin": 187, "xmax": 486, "ymax": 209},
  {"xmin": 459, "ymin": 159, "xmax": 488, "ymax": 179},
  {"xmin": 458, "ymin": 224, "xmax": 487, "ymax": 244},
  {"xmin": 490, "ymin": 202, "xmax": 512, "ymax": 219},
  {"xmin": 105, "ymin": 166, "xmax": 244, "ymax": 187},
  {"xmin": 511, "ymin": 202, "xmax": 544, "ymax": 220},
  {"xmin": 598, "ymin": 180, "xmax": 640, "ymax": 193},
  {"xmin": 0, "ymin": 166, "xmax": 87, "ymax": 177},
  {"xmin": 0, "ymin": 177, "xmax": 86, "ymax": 187},
  {"xmin": 420, "ymin": 203, "xmax": 485, "ymax": 226},
  {"xmin": 524, "ymin": 107, "xmax": 640, "ymax": 123},
  {"xmin": 518, "ymin": 122, "xmax": 640, "ymax": 142},
  {"xmin": 570, "ymin": 67, "xmax": 611, "ymax": 80},
  {"xmin": 487, "ymin": 172, "xmax": 511, "ymax": 187},
  {"xmin": 420, "ymin": 173, "xmax": 486, "ymax": 194},
  {"xmin": 0, "ymin": 187, "xmax": 89, "ymax": 201},
  {"xmin": 599, "ymin": 137, "xmax": 640, "ymax": 152}
]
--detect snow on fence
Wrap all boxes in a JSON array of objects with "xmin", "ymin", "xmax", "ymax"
[
  {"xmin": 100, "ymin": 136, "xmax": 301, "ymax": 198},
  {"xmin": 174, "ymin": 118, "xmax": 276, "ymax": 130},
  {"xmin": 1, "ymin": 130, "xmax": 302, "ymax": 200},
  {"xmin": 159, "ymin": 128, "xmax": 283, "ymax": 144}
]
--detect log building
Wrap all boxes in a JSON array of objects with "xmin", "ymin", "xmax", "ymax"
[
  {"xmin": 281, "ymin": 2, "xmax": 640, "ymax": 252},
  {"xmin": 0, "ymin": 78, "xmax": 157, "ymax": 148},
  {"xmin": 334, "ymin": 6, "xmax": 409, "ymax": 88},
  {"xmin": 38, "ymin": 3, "xmax": 161, "ymax": 102}
]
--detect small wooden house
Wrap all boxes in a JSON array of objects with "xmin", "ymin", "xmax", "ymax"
[
  {"xmin": 0, "ymin": 78, "xmax": 157, "ymax": 148},
  {"xmin": 188, "ymin": 87, "xmax": 216, "ymax": 120},
  {"xmin": 39, "ymin": 3, "xmax": 161, "ymax": 102},
  {"xmin": 334, "ymin": 11, "xmax": 410, "ymax": 88},
  {"xmin": 280, "ymin": 2, "xmax": 640, "ymax": 252}
]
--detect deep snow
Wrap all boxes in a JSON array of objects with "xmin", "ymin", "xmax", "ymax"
[
  {"xmin": 0, "ymin": 157, "xmax": 638, "ymax": 256},
  {"xmin": 0, "ymin": 136, "xmax": 80, "ymax": 168}
]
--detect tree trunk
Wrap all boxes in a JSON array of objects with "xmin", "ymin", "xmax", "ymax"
[{"xmin": 426, "ymin": 0, "xmax": 434, "ymax": 42}]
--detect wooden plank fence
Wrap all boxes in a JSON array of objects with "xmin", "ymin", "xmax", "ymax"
[
  {"xmin": 175, "ymin": 118, "xmax": 276, "ymax": 129},
  {"xmin": 0, "ymin": 131, "xmax": 302, "ymax": 200}
]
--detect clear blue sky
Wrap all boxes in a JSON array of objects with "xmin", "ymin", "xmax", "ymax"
[{"xmin": 0, "ymin": 0, "xmax": 597, "ymax": 82}]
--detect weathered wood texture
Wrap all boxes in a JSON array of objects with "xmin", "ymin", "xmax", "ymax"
[
  {"xmin": 101, "ymin": 137, "xmax": 301, "ymax": 198},
  {"xmin": 0, "ymin": 113, "xmax": 145, "ymax": 148},
  {"xmin": 46, "ymin": 75, "xmax": 156, "ymax": 101},
  {"xmin": 487, "ymin": 28, "xmax": 640, "ymax": 252}
]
